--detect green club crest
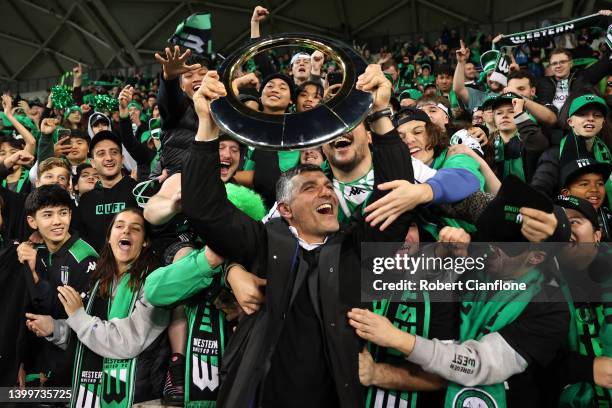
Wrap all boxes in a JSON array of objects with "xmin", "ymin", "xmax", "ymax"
[{"xmin": 453, "ymin": 388, "xmax": 498, "ymax": 408}]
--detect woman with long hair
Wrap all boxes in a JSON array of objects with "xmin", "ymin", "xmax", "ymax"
[{"xmin": 25, "ymin": 208, "xmax": 170, "ymax": 408}]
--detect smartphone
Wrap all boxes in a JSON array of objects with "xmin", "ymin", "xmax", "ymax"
[
  {"xmin": 327, "ymin": 72, "xmax": 343, "ymax": 87},
  {"xmin": 58, "ymin": 129, "xmax": 71, "ymax": 145}
]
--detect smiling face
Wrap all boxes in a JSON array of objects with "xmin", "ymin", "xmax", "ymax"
[
  {"xmin": 322, "ymin": 122, "xmax": 369, "ymax": 174},
  {"xmin": 261, "ymin": 78, "xmax": 292, "ymax": 113},
  {"xmin": 549, "ymin": 52, "xmax": 572, "ymax": 80},
  {"xmin": 219, "ymin": 140, "xmax": 240, "ymax": 182},
  {"xmin": 76, "ymin": 167, "xmax": 100, "ymax": 195},
  {"xmin": 563, "ymin": 173, "xmax": 606, "ymax": 209},
  {"xmin": 27, "ymin": 205, "xmax": 71, "ymax": 248},
  {"xmin": 37, "ymin": 166, "xmax": 70, "ymax": 190},
  {"xmin": 300, "ymin": 148, "xmax": 324, "ymax": 166},
  {"xmin": 67, "ymin": 138, "xmax": 89, "ymax": 163},
  {"xmin": 278, "ymin": 170, "xmax": 339, "ymax": 242},
  {"xmin": 397, "ymin": 120, "xmax": 435, "ymax": 165},
  {"xmin": 109, "ymin": 210, "xmax": 147, "ymax": 272},
  {"xmin": 567, "ymin": 108, "xmax": 605, "ymax": 138},
  {"xmin": 92, "ymin": 139, "xmax": 123, "ymax": 180},
  {"xmin": 493, "ymin": 103, "xmax": 517, "ymax": 133},
  {"xmin": 296, "ymin": 84, "xmax": 322, "ymax": 112},
  {"xmin": 181, "ymin": 66, "xmax": 209, "ymax": 99},
  {"xmin": 292, "ymin": 57, "xmax": 311, "ymax": 82}
]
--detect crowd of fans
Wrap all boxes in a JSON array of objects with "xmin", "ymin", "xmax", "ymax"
[{"xmin": 0, "ymin": 5, "xmax": 611, "ymax": 408}]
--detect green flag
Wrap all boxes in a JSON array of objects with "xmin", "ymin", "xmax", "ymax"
[{"xmin": 168, "ymin": 12, "xmax": 213, "ymax": 55}]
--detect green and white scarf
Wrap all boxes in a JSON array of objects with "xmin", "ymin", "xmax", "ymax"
[
  {"xmin": 559, "ymin": 279, "xmax": 612, "ymax": 407},
  {"xmin": 333, "ymin": 167, "xmax": 374, "ymax": 224},
  {"xmin": 2, "ymin": 167, "xmax": 29, "ymax": 193},
  {"xmin": 494, "ymin": 132, "xmax": 526, "ymax": 182},
  {"xmin": 445, "ymin": 269, "xmax": 544, "ymax": 408},
  {"xmin": 560, "ymin": 133, "xmax": 612, "ymax": 207},
  {"xmin": 184, "ymin": 298, "xmax": 228, "ymax": 408},
  {"xmin": 366, "ymin": 291, "xmax": 431, "ymax": 408},
  {"xmin": 70, "ymin": 275, "xmax": 140, "ymax": 408}
]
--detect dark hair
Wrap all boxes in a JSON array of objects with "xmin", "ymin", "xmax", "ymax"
[
  {"xmin": 185, "ymin": 54, "xmax": 212, "ymax": 69},
  {"xmin": 91, "ymin": 208, "xmax": 159, "ymax": 299},
  {"xmin": 0, "ymin": 136, "xmax": 26, "ymax": 150},
  {"xmin": 507, "ymin": 70, "xmax": 536, "ymax": 87},
  {"xmin": 423, "ymin": 122, "xmax": 448, "ymax": 157},
  {"xmin": 434, "ymin": 65, "xmax": 453, "ymax": 78},
  {"xmin": 381, "ymin": 58, "xmax": 399, "ymax": 73},
  {"xmin": 25, "ymin": 184, "xmax": 73, "ymax": 217},
  {"xmin": 296, "ymin": 81, "xmax": 324, "ymax": 99},
  {"xmin": 72, "ymin": 162, "xmax": 94, "ymax": 190}
]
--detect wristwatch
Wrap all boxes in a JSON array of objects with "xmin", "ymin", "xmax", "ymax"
[{"xmin": 366, "ymin": 107, "xmax": 393, "ymax": 124}]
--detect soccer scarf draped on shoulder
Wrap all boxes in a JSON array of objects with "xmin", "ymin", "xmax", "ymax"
[
  {"xmin": 560, "ymin": 133, "xmax": 612, "ymax": 206},
  {"xmin": 366, "ymin": 291, "xmax": 431, "ymax": 408},
  {"xmin": 70, "ymin": 275, "xmax": 140, "ymax": 408},
  {"xmin": 494, "ymin": 132, "xmax": 526, "ymax": 182},
  {"xmin": 559, "ymin": 278, "xmax": 612, "ymax": 407},
  {"xmin": 444, "ymin": 269, "xmax": 544, "ymax": 408},
  {"xmin": 184, "ymin": 297, "xmax": 229, "ymax": 408},
  {"xmin": 2, "ymin": 167, "xmax": 29, "ymax": 194},
  {"xmin": 333, "ymin": 167, "xmax": 374, "ymax": 224}
]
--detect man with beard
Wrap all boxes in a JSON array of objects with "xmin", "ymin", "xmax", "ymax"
[
  {"xmin": 182, "ymin": 63, "xmax": 415, "ymax": 408},
  {"xmin": 71, "ymin": 131, "xmax": 138, "ymax": 251}
]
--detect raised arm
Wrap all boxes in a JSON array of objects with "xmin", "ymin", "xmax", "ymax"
[
  {"xmin": 154, "ymin": 46, "xmax": 201, "ymax": 128},
  {"xmin": 143, "ymin": 173, "xmax": 182, "ymax": 226},
  {"xmin": 250, "ymin": 6, "xmax": 269, "ymax": 39},
  {"xmin": 2, "ymin": 95, "xmax": 36, "ymax": 156},
  {"xmin": 452, "ymin": 40, "xmax": 470, "ymax": 105},
  {"xmin": 513, "ymin": 98, "xmax": 549, "ymax": 153},
  {"xmin": 182, "ymin": 71, "xmax": 264, "ymax": 267}
]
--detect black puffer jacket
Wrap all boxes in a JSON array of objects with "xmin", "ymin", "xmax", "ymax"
[{"xmin": 157, "ymin": 76, "xmax": 198, "ymax": 176}]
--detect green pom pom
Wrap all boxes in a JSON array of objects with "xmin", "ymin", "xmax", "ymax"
[
  {"xmin": 93, "ymin": 94, "xmax": 119, "ymax": 113},
  {"xmin": 50, "ymin": 85, "xmax": 75, "ymax": 110},
  {"xmin": 225, "ymin": 183, "xmax": 267, "ymax": 221}
]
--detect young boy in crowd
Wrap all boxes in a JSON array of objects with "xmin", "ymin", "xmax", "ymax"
[
  {"xmin": 532, "ymin": 94, "xmax": 611, "ymax": 198},
  {"xmin": 18, "ymin": 185, "xmax": 98, "ymax": 387},
  {"xmin": 560, "ymin": 156, "xmax": 612, "ymax": 240}
]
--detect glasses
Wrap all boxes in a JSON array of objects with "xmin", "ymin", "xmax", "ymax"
[{"xmin": 549, "ymin": 59, "xmax": 570, "ymax": 67}]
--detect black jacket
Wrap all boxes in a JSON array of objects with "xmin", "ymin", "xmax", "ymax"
[
  {"xmin": 537, "ymin": 53, "xmax": 612, "ymax": 125},
  {"xmin": 71, "ymin": 176, "xmax": 138, "ymax": 251},
  {"xmin": 181, "ymin": 130, "xmax": 414, "ymax": 408},
  {"xmin": 157, "ymin": 75, "xmax": 198, "ymax": 176}
]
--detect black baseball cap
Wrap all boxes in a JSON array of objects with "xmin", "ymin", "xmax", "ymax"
[
  {"xmin": 476, "ymin": 175, "xmax": 553, "ymax": 242},
  {"xmin": 554, "ymin": 194, "xmax": 600, "ymax": 229},
  {"xmin": 491, "ymin": 92, "xmax": 523, "ymax": 110},
  {"xmin": 259, "ymin": 73, "xmax": 296, "ymax": 103},
  {"xmin": 560, "ymin": 157, "xmax": 612, "ymax": 188},
  {"xmin": 393, "ymin": 106, "xmax": 432, "ymax": 127},
  {"xmin": 90, "ymin": 130, "xmax": 122, "ymax": 152}
]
